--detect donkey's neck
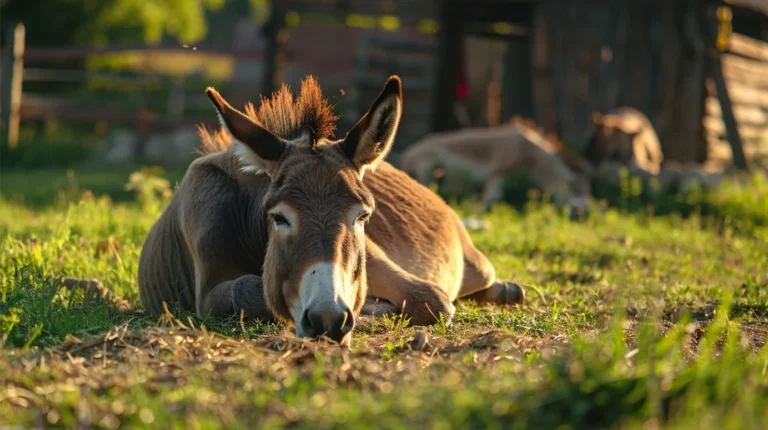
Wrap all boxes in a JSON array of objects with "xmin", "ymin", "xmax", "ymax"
[
  {"xmin": 236, "ymin": 190, "xmax": 271, "ymax": 268},
  {"xmin": 207, "ymin": 147, "xmax": 273, "ymax": 266}
]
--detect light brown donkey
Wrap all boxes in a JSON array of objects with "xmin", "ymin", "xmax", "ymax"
[
  {"xmin": 138, "ymin": 75, "xmax": 524, "ymax": 345},
  {"xmin": 398, "ymin": 120, "xmax": 592, "ymax": 218}
]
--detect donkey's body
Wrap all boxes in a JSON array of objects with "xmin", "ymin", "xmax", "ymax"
[
  {"xmin": 139, "ymin": 76, "xmax": 523, "ymax": 344},
  {"xmin": 398, "ymin": 123, "xmax": 591, "ymax": 215},
  {"xmin": 138, "ymin": 152, "xmax": 493, "ymax": 316}
]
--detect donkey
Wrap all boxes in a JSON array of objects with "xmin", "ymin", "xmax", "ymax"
[
  {"xmin": 398, "ymin": 121, "xmax": 592, "ymax": 218},
  {"xmin": 138, "ymin": 75, "xmax": 525, "ymax": 345},
  {"xmin": 585, "ymin": 107, "xmax": 664, "ymax": 175}
]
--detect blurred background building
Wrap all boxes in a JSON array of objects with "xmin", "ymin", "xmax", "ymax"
[{"xmin": 1, "ymin": 0, "xmax": 767, "ymax": 171}]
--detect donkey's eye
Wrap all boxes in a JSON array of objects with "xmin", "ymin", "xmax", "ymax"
[
  {"xmin": 357, "ymin": 212, "xmax": 371, "ymax": 224},
  {"xmin": 272, "ymin": 214, "xmax": 290, "ymax": 227}
]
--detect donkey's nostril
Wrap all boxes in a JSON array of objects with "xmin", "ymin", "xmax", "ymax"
[
  {"xmin": 300, "ymin": 306, "xmax": 355, "ymax": 343},
  {"xmin": 340, "ymin": 311, "xmax": 355, "ymax": 335},
  {"xmin": 299, "ymin": 309, "xmax": 315, "ymax": 336}
]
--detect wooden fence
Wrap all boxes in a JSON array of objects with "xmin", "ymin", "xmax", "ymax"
[
  {"xmin": 0, "ymin": 7, "xmax": 439, "ymax": 150},
  {"xmin": 0, "ymin": 28, "xmax": 271, "ymax": 148},
  {"xmin": 1, "ymin": 23, "xmax": 25, "ymax": 148}
]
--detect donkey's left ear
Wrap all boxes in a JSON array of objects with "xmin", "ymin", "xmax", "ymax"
[
  {"xmin": 341, "ymin": 76, "xmax": 403, "ymax": 175},
  {"xmin": 205, "ymin": 86, "xmax": 288, "ymax": 178}
]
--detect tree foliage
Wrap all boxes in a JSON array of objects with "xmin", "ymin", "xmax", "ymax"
[{"xmin": 0, "ymin": 0, "xmax": 226, "ymax": 46}]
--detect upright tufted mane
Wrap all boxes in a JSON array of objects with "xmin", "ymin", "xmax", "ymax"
[{"xmin": 198, "ymin": 75, "xmax": 339, "ymax": 155}]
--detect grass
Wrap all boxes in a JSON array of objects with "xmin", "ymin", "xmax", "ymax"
[{"xmin": 1, "ymin": 163, "xmax": 767, "ymax": 429}]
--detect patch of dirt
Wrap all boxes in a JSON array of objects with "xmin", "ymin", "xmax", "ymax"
[
  {"xmin": 545, "ymin": 270, "xmax": 604, "ymax": 285},
  {"xmin": 622, "ymin": 301, "xmax": 767, "ymax": 359},
  {"xmin": 0, "ymin": 310, "xmax": 575, "ymax": 414}
]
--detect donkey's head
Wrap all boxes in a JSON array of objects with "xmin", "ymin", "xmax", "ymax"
[
  {"xmin": 205, "ymin": 76, "xmax": 403, "ymax": 345},
  {"xmin": 589, "ymin": 112, "xmax": 641, "ymax": 165}
]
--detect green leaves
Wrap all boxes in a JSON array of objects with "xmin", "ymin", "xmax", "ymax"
[
  {"xmin": 91, "ymin": 0, "xmax": 223, "ymax": 45},
  {"xmin": 2, "ymin": 0, "xmax": 231, "ymax": 47}
]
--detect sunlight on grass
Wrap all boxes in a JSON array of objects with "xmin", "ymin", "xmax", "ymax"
[{"xmin": 1, "ymin": 167, "xmax": 767, "ymax": 429}]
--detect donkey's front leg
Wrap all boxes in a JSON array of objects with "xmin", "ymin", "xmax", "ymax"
[
  {"xmin": 365, "ymin": 240, "xmax": 455, "ymax": 326},
  {"xmin": 200, "ymin": 275, "xmax": 275, "ymax": 322},
  {"xmin": 482, "ymin": 172, "xmax": 505, "ymax": 213}
]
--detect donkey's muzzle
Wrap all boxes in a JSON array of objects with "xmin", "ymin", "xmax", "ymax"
[{"xmin": 300, "ymin": 304, "xmax": 355, "ymax": 344}]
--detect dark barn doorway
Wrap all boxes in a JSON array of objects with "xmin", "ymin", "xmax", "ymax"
[{"xmin": 430, "ymin": 0, "xmax": 535, "ymax": 133}]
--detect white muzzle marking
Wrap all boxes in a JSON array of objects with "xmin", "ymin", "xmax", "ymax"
[{"xmin": 292, "ymin": 262, "xmax": 350, "ymax": 335}]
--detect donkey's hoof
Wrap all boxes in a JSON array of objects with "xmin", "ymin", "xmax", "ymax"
[{"xmin": 500, "ymin": 281, "xmax": 525, "ymax": 305}]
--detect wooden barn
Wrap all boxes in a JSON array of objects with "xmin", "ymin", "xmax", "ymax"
[
  {"xmin": 431, "ymin": 0, "xmax": 768, "ymax": 171},
  {"xmin": 265, "ymin": 0, "xmax": 768, "ymax": 171}
]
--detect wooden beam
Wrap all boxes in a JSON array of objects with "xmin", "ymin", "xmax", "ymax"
[
  {"xmin": 364, "ymin": 36, "xmax": 435, "ymax": 54},
  {"xmin": 2, "ymin": 23, "xmax": 25, "ymax": 149},
  {"xmin": 531, "ymin": 2, "xmax": 555, "ymax": 134},
  {"xmin": 0, "ymin": 45, "xmax": 269, "ymax": 63},
  {"xmin": 711, "ymin": 54, "xmax": 750, "ymax": 170},
  {"xmin": 714, "ymin": 78, "xmax": 768, "ymax": 107},
  {"xmin": 705, "ymin": 96, "xmax": 768, "ymax": 125},
  {"xmin": 462, "ymin": 29, "xmax": 528, "ymax": 41},
  {"xmin": 722, "ymin": 53, "xmax": 768, "ymax": 89},
  {"xmin": 278, "ymin": 0, "xmax": 438, "ymax": 20},
  {"xmin": 429, "ymin": 0, "xmax": 462, "ymax": 132},
  {"xmin": 704, "ymin": 118, "xmax": 768, "ymax": 140},
  {"xmin": 728, "ymin": 32, "xmax": 768, "ymax": 62},
  {"xmin": 261, "ymin": 1, "xmax": 286, "ymax": 98}
]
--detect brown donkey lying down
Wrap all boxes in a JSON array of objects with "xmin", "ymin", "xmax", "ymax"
[{"xmin": 138, "ymin": 75, "xmax": 524, "ymax": 345}]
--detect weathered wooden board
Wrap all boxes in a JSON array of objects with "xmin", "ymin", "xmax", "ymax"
[
  {"xmin": 705, "ymin": 97, "xmax": 768, "ymax": 126},
  {"xmin": 703, "ymin": 117, "xmax": 768, "ymax": 140},
  {"xmin": 728, "ymin": 33, "xmax": 768, "ymax": 62},
  {"xmin": 722, "ymin": 54, "xmax": 768, "ymax": 89}
]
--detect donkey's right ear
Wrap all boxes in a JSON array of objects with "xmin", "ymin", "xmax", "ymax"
[
  {"xmin": 340, "ymin": 76, "xmax": 403, "ymax": 177},
  {"xmin": 206, "ymin": 87, "xmax": 287, "ymax": 177}
]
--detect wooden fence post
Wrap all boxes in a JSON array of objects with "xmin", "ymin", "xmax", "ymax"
[
  {"xmin": 430, "ymin": 0, "xmax": 461, "ymax": 133},
  {"xmin": 711, "ymin": 5, "xmax": 748, "ymax": 171},
  {"xmin": 711, "ymin": 57, "xmax": 748, "ymax": 171},
  {"xmin": 261, "ymin": 1, "xmax": 285, "ymax": 98},
  {"xmin": 2, "ymin": 23, "xmax": 25, "ymax": 148}
]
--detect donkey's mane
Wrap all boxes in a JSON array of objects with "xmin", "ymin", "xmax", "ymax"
[
  {"xmin": 506, "ymin": 115, "xmax": 594, "ymax": 175},
  {"xmin": 197, "ymin": 75, "xmax": 339, "ymax": 155},
  {"xmin": 506, "ymin": 115, "xmax": 562, "ymax": 151}
]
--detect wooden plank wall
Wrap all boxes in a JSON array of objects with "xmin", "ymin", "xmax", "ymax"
[
  {"xmin": 527, "ymin": 0, "xmax": 713, "ymax": 163},
  {"xmin": 704, "ymin": 32, "xmax": 768, "ymax": 168}
]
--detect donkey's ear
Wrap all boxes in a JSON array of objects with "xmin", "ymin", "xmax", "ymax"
[
  {"xmin": 206, "ymin": 87, "xmax": 287, "ymax": 178},
  {"xmin": 341, "ymin": 76, "xmax": 403, "ymax": 176}
]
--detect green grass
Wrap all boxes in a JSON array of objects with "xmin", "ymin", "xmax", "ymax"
[{"xmin": 1, "ymin": 164, "xmax": 767, "ymax": 429}]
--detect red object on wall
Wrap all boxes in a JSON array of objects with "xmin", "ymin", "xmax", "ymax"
[{"xmin": 455, "ymin": 48, "xmax": 469, "ymax": 101}]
